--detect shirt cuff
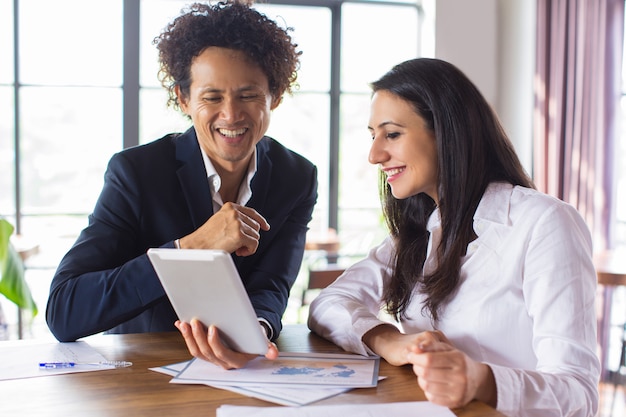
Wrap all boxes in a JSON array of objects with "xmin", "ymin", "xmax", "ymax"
[{"xmin": 258, "ymin": 318, "xmax": 273, "ymax": 340}]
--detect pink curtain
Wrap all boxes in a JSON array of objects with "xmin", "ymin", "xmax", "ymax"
[{"xmin": 534, "ymin": 0, "xmax": 624, "ymax": 251}]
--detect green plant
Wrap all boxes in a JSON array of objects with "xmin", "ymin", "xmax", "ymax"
[{"xmin": 0, "ymin": 218, "xmax": 38, "ymax": 318}]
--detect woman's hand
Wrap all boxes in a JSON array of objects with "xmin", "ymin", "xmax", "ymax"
[
  {"xmin": 175, "ymin": 319, "xmax": 278, "ymax": 369},
  {"xmin": 363, "ymin": 325, "xmax": 496, "ymax": 408},
  {"xmin": 407, "ymin": 333, "xmax": 497, "ymax": 408},
  {"xmin": 362, "ymin": 325, "xmax": 448, "ymax": 366}
]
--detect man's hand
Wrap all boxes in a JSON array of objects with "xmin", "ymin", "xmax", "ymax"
[
  {"xmin": 175, "ymin": 319, "xmax": 278, "ymax": 369},
  {"xmin": 178, "ymin": 202, "xmax": 270, "ymax": 256}
]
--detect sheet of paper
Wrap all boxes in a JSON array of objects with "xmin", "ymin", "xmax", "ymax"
[
  {"xmin": 0, "ymin": 339, "xmax": 115, "ymax": 380},
  {"xmin": 150, "ymin": 356, "xmax": 383, "ymax": 406},
  {"xmin": 171, "ymin": 352, "xmax": 379, "ymax": 388},
  {"xmin": 149, "ymin": 360, "xmax": 189, "ymax": 377},
  {"xmin": 208, "ymin": 383, "xmax": 351, "ymax": 406},
  {"xmin": 216, "ymin": 401, "xmax": 456, "ymax": 417}
]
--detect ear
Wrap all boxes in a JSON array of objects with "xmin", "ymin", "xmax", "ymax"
[
  {"xmin": 270, "ymin": 95, "xmax": 282, "ymax": 111},
  {"xmin": 175, "ymin": 85, "xmax": 189, "ymax": 114}
]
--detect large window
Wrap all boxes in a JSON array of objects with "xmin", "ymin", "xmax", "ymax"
[{"xmin": 1, "ymin": 0, "xmax": 431, "ymax": 338}]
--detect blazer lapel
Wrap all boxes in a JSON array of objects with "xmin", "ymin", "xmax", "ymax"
[
  {"xmin": 247, "ymin": 137, "xmax": 271, "ymax": 210},
  {"xmin": 174, "ymin": 128, "xmax": 214, "ymax": 229}
]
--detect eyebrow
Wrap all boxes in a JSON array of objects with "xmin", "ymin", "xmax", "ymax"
[
  {"xmin": 367, "ymin": 121, "xmax": 404, "ymax": 130},
  {"xmin": 198, "ymin": 85, "xmax": 262, "ymax": 94}
]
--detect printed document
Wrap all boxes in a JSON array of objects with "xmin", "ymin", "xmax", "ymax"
[
  {"xmin": 0, "ymin": 339, "xmax": 114, "ymax": 380},
  {"xmin": 171, "ymin": 352, "xmax": 379, "ymax": 388},
  {"xmin": 151, "ymin": 352, "xmax": 380, "ymax": 406}
]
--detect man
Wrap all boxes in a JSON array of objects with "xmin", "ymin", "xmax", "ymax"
[{"xmin": 46, "ymin": 0, "xmax": 317, "ymax": 370}]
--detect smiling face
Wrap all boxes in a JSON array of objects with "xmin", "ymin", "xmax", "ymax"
[
  {"xmin": 177, "ymin": 47, "xmax": 280, "ymax": 174},
  {"xmin": 368, "ymin": 90, "xmax": 439, "ymax": 203}
]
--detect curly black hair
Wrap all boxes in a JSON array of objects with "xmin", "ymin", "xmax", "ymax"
[{"xmin": 154, "ymin": 0, "xmax": 301, "ymax": 111}]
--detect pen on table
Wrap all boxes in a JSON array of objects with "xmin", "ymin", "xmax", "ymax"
[{"xmin": 39, "ymin": 360, "xmax": 133, "ymax": 369}]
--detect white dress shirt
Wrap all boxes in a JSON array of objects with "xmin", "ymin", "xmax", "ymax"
[
  {"xmin": 201, "ymin": 145, "xmax": 256, "ymax": 210},
  {"xmin": 308, "ymin": 182, "xmax": 600, "ymax": 417}
]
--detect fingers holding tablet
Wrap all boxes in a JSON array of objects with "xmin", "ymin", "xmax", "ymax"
[{"xmin": 175, "ymin": 320, "xmax": 271, "ymax": 369}]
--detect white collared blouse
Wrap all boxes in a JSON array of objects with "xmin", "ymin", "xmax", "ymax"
[{"xmin": 308, "ymin": 182, "xmax": 600, "ymax": 417}]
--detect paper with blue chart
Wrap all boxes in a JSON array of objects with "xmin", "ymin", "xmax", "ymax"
[
  {"xmin": 150, "ymin": 352, "xmax": 380, "ymax": 406},
  {"xmin": 171, "ymin": 352, "xmax": 379, "ymax": 388}
]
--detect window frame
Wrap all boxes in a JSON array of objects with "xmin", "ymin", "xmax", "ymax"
[{"xmin": 6, "ymin": 0, "xmax": 424, "ymax": 237}]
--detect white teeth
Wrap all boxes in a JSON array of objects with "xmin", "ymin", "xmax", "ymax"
[
  {"xmin": 385, "ymin": 168, "xmax": 404, "ymax": 176},
  {"xmin": 218, "ymin": 128, "xmax": 246, "ymax": 137}
]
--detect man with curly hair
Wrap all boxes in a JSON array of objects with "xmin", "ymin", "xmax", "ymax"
[{"xmin": 46, "ymin": 0, "xmax": 317, "ymax": 369}]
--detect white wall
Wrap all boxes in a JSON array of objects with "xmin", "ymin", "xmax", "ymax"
[{"xmin": 434, "ymin": 0, "xmax": 536, "ymax": 173}]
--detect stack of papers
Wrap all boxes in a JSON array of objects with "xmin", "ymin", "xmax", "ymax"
[{"xmin": 151, "ymin": 352, "xmax": 380, "ymax": 406}]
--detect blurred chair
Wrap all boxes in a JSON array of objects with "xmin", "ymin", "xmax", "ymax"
[
  {"xmin": 299, "ymin": 264, "xmax": 346, "ymax": 322},
  {"xmin": 305, "ymin": 228, "xmax": 340, "ymax": 263},
  {"xmin": 303, "ymin": 264, "xmax": 345, "ymax": 300},
  {"xmin": 300, "ymin": 229, "xmax": 344, "ymax": 318}
]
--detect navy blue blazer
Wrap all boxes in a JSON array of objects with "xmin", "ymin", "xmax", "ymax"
[{"xmin": 46, "ymin": 128, "xmax": 317, "ymax": 342}]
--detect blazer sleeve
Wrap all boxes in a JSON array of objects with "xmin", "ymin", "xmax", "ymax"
[{"xmin": 46, "ymin": 151, "xmax": 174, "ymax": 342}]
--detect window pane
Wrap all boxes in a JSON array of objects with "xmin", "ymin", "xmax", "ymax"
[
  {"xmin": 341, "ymin": 3, "xmax": 420, "ymax": 92},
  {"xmin": 0, "ymin": 0, "xmax": 13, "ymax": 84},
  {"xmin": 266, "ymin": 93, "xmax": 330, "ymax": 233},
  {"xmin": 255, "ymin": 4, "xmax": 331, "ymax": 92},
  {"xmin": 140, "ymin": 0, "xmax": 190, "ymax": 88},
  {"xmin": 19, "ymin": 0, "xmax": 123, "ymax": 86},
  {"xmin": 338, "ymin": 93, "xmax": 386, "ymax": 253},
  {"xmin": 0, "ymin": 86, "xmax": 15, "ymax": 215},
  {"xmin": 139, "ymin": 88, "xmax": 191, "ymax": 144},
  {"xmin": 338, "ymin": 3, "xmax": 421, "ymax": 253},
  {"xmin": 19, "ymin": 86, "xmax": 122, "ymax": 215}
]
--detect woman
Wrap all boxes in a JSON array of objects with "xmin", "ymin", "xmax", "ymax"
[{"xmin": 308, "ymin": 58, "xmax": 599, "ymax": 417}]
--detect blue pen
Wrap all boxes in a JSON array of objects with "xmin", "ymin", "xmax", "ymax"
[
  {"xmin": 39, "ymin": 362, "xmax": 77, "ymax": 369},
  {"xmin": 39, "ymin": 360, "xmax": 132, "ymax": 369}
]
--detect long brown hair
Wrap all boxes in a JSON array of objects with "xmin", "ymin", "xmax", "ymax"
[{"xmin": 371, "ymin": 58, "xmax": 534, "ymax": 323}]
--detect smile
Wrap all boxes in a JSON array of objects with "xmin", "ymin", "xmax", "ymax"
[
  {"xmin": 384, "ymin": 167, "xmax": 405, "ymax": 177},
  {"xmin": 217, "ymin": 128, "xmax": 247, "ymax": 137}
]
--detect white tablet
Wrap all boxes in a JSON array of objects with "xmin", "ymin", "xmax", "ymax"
[{"xmin": 147, "ymin": 248, "xmax": 268, "ymax": 355}]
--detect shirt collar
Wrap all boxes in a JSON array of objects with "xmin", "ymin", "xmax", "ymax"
[
  {"xmin": 473, "ymin": 182, "xmax": 514, "ymax": 226},
  {"xmin": 199, "ymin": 145, "xmax": 257, "ymax": 207},
  {"xmin": 427, "ymin": 182, "xmax": 514, "ymax": 236}
]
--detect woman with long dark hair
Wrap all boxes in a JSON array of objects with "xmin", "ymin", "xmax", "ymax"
[{"xmin": 308, "ymin": 58, "xmax": 599, "ymax": 417}]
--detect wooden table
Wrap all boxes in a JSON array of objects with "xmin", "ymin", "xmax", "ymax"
[
  {"xmin": 595, "ymin": 250, "xmax": 626, "ymax": 380},
  {"xmin": 0, "ymin": 325, "xmax": 504, "ymax": 417}
]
